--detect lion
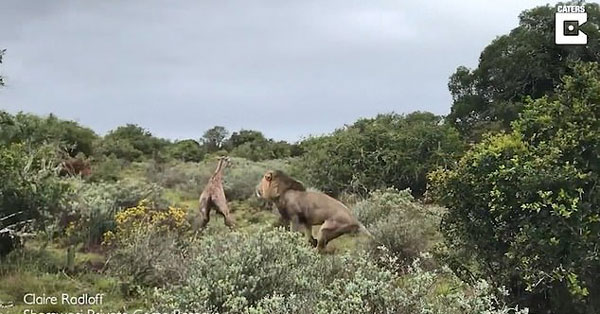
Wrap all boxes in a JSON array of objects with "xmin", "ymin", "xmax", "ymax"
[{"xmin": 256, "ymin": 170, "xmax": 372, "ymax": 250}]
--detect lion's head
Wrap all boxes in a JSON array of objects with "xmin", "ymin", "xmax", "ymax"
[{"xmin": 256, "ymin": 170, "xmax": 306, "ymax": 200}]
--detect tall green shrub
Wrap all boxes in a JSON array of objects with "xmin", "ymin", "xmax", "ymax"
[
  {"xmin": 152, "ymin": 229, "xmax": 526, "ymax": 314},
  {"xmin": 0, "ymin": 143, "xmax": 69, "ymax": 255},
  {"xmin": 430, "ymin": 62, "xmax": 600, "ymax": 313},
  {"xmin": 0, "ymin": 112, "xmax": 98, "ymax": 156},
  {"xmin": 353, "ymin": 188, "xmax": 443, "ymax": 266},
  {"xmin": 298, "ymin": 112, "xmax": 464, "ymax": 197},
  {"xmin": 65, "ymin": 177, "xmax": 164, "ymax": 248}
]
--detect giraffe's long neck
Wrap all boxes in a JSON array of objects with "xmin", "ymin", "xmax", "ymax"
[{"xmin": 211, "ymin": 159, "xmax": 226, "ymax": 182}]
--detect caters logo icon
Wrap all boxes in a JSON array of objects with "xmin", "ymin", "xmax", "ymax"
[{"xmin": 555, "ymin": 5, "xmax": 588, "ymax": 45}]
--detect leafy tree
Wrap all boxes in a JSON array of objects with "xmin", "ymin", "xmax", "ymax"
[
  {"xmin": 167, "ymin": 139, "xmax": 205, "ymax": 162},
  {"xmin": 298, "ymin": 112, "xmax": 464, "ymax": 197},
  {"xmin": 225, "ymin": 129, "xmax": 266, "ymax": 149},
  {"xmin": 430, "ymin": 63, "xmax": 600, "ymax": 313},
  {"xmin": 202, "ymin": 126, "xmax": 229, "ymax": 153},
  {"xmin": 226, "ymin": 129, "xmax": 301, "ymax": 161},
  {"xmin": 0, "ymin": 111, "xmax": 98, "ymax": 156},
  {"xmin": 0, "ymin": 143, "xmax": 69, "ymax": 256},
  {"xmin": 447, "ymin": 2, "xmax": 600, "ymax": 140},
  {"xmin": 95, "ymin": 138, "xmax": 143, "ymax": 162},
  {"xmin": 98, "ymin": 124, "xmax": 169, "ymax": 161}
]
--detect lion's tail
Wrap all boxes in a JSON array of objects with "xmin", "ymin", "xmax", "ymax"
[{"xmin": 357, "ymin": 222, "xmax": 375, "ymax": 240}]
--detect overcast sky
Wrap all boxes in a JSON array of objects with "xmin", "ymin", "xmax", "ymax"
[{"xmin": 0, "ymin": 0, "xmax": 555, "ymax": 142}]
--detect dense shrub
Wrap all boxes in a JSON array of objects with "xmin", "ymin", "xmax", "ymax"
[
  {"xmin": 154, "ymin": 229, "xmax": 320, "ymax": 312},
  {"xmin": 0, "ymin": 143, "xmax": 69, "ymax": 256},
  {"xmin": 97, "ymin": 124, "xmax": 169, "ymax": 161},
  {"xmin": 447, "ymin": 3, "xmax": 600, "ymax": 139},
  {"xmin": 430, "ymin": 62, "xmax": 600, "ymax": 313},
  {"xmin": 353, "ymin": 188, "xmax": 443, "ymax": 266},
  {"xmin": 230, "ymin": 139, "xmax": 299, "ymax": 161},
  {"xmin": 167, "ymin": 139, "xmax": 205, "ymax": 162},
  {"xmin": 297, "ymin": 112, "xmax": 464, "ymax": 197},
  {"xmin": 95, "ymin": 137, "xmax": 144, "ymax": 161},
  {"xmin": 64, "ymin": 178, "xmax": 164, "ymax": 248},
  {"xmin": 146, "ymin": 160, "xmax": 211, "ymax": 195},
  {"xmin": 152, "ymin": 229, "xmax": 526, "ymax": 314},
  {"xmin": 103, "ymin": 200, "xmax": 191, "ymax": 287},
  {"xmin": 0, "ymin": 111, "xmax": 98, "ymax": 156},
  {"xmin": 88, "ymin": 154, "xmax": 126, "ymax": 182},
  {"xmin": 223, "ymin": 129, "xmax": 302, "ymax": 161}
]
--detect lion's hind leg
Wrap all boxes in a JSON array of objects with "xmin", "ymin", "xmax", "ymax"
[{"xmin": 316, "ymin": 220, "xmax": 359, "ymax": 251}]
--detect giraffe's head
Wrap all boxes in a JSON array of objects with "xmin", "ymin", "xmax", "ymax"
[{"xmin": 216, "ymin": 156, "xmax": 231, "ymax": 168}]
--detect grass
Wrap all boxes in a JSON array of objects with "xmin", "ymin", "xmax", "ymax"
[
  {"xmin": 0, "ymin": 157, "xmax": 374, "ymax": 314},
  {"xmin": 0, "ymin": 229, "xmax": 371, "ymax": 314},
  {"xmin": 0, "ymin": 240, "xmax": 144, "ymax": 314}
]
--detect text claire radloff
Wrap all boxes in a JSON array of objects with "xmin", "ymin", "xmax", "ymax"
[{"xmin": 19, "ymin": 293, "xmax": 204, "ymax": 314}]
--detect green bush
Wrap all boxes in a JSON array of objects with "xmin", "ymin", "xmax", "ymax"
[
  {"xmin": 152, "ymin": 229, "xmax": 526, "ymax": 314},
  {"xmin": 230, "ymin": 140, "xmax": 298, "ymax": 161},
  {"xmin": 103, "ymin": 201, "xmax": 191, "ymax": 288},
  {"xmin": 147, "ymin": 160, "xmax": 210, "ymax": 195},
  {"xmin": 0, "ymin": 143, "xmax": 69, "ymax": 256},
  {"xmin": 0, "ymin": 111, "xmax": 98, "ymax": 156},
  {"xmin": 446, "ymin": 3, "xmax": 600, "ymax": 139},
  {"xmin": 97, "ymin": 124, "xmax": 169, "ymax": 161},
  {"xmin": 89, "ymin": 155, "xmax": 125, "ymax": 182},
  {"xmin": 430, "ymin": 62, "xmax": 600, "ymax": 313},
  {"xmin": 297, "ymin": 112, "xmax": 464, "ymax": 197},
  {"xmin": 95, "ymin": 138, "xmax": 144, "ymax": 162},
  {"xmin": 224, "ymin": 129, "xmax": 302, "ymax": 161},
  {"xmin": 64, "ymin": 177, "xmax": 164, "ymax": 248},
  {"xmin": 154, "ymin": 229, "xmax": 321, "ymax": 313},
  {"xmin": 353, "ymin": 188, "xmax": 443, "ymax": 267},
  {"xmin": 167, "ymin": 139, "xmax": 205, "ymax": 162}
]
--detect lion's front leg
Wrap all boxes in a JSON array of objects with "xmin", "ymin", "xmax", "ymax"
[
  {"xmin": 290, "ymin": 215, "xmax": 302, "ymax": 232},
  {"xmin": 276, "ymin": 215, "xmax": 291, "ymax": 230},
  {"xmin": 275, "ymin": 206, "xmax": 291, "ymax": 230},
  {"xmin": 290, "ymin": 215, "xmax": 317, "ymax": 247}
]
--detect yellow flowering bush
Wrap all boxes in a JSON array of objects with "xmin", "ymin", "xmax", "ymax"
[
  {"xmin": 64, "ymin": 177, "xmax": 165, "ymax": 249},
  {"xmin": 103, "ymin": 200, "xmax": 192, "ymax": 287},
  {"xmin": 104, "ymin": 200, "xmax": 188, "ymax": 246}
]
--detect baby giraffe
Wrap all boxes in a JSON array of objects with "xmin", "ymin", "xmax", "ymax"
[{"xmin": 198, "ymin": 156, "xmax": 235, "ymax": 228}]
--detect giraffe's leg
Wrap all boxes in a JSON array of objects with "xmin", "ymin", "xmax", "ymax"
[
  {"xmin": 213, "ymin": 189, "xmax": 235, "ymax": 228},
  {"xmin": 199, "ymin": 194, "xmax": 211, "ymax": 228}
]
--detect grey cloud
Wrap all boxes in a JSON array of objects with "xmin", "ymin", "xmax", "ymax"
[{"xmin": 0, "ymin": 0, "xmax": 554, "ymax": 141}]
